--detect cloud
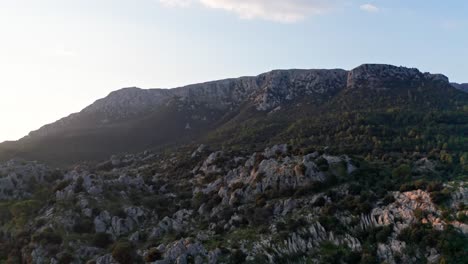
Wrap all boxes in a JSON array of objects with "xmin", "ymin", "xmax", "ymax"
[
  {"xmin": 360, "ymin": 3, "xmax": 379, "ymax": 13},
  {"xmin": 158, "ymin": 0, "xmax": 336, "ymax": 23}
]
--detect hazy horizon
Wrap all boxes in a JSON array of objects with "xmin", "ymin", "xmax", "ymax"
[{"xmin": 1, "ymin": 0, "xmax": 467, "ymax": 142}]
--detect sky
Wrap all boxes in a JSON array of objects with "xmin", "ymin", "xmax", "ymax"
[{"xmin": 0, "ymin": 0, "xmax": 467, "ymax": 142}]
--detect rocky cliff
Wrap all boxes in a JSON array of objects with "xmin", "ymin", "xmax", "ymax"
[{"xmin": 24, "ymin": 64, "xmax": 453, "ymax": 139}]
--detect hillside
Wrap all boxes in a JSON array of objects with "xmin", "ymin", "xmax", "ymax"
[
  {"xmin": 0, "ymin": 64, "xmax": 466, "ymax": 168},
  {"xmin": 0, "ymin": 63, "xmax": 468, "ymax": 264}
]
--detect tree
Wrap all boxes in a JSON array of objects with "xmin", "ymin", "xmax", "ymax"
[{"xmin": 392, "ymin": 164, "xmax": 411, "ymax": 180}]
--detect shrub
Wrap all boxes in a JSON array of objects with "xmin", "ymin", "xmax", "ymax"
[
  {"xmin": 295, "ymin": 164, "xmax": 307, "ymax": 175},
  {"xmin": 46, "ymin": 169, "xmax": 64, "ymax": 182},
  {"xmin": 318, "ymin": 242, "xmax": 361, "ymax": 264},
  {"xmin": 430, "ymin": 190, "xmax": 451, "ymax": 205},
  {"xmin": 92, "ymin": 232, "xmax": 113, "ymax": 248},
  {"xmin": 53, "ymin": 180, "xmax": 72, "ymax": 192},
  {"xmin": 413, "ymin": 208, "xmax": 425, "ymax": 221},
  {"xmin": 202, "ymin": 173, "xmax": 219, "ymax": 184},
  {"xmin": 141, "ymin": 195, "xmax": 172, "ymax": 216},
  {"xmin": 74, "ymin": 177, "xmax": 85, "ymax": 193},
  {"xmin": 375, "ymin": 225, "xmax": 393, "ymax": 243},
  {"xmin": 110, "ymin": 208, "xmax": 127, "ymax": 219},
  {"xmin": 426, "ymin": 181, "xmax": 443, "ymax": 192},
  {"xmin": 316, "ymin": 157, "xmax": 329, "ymax": 171},
  {"xmin": 57, "ymin": 252, "xmax": 74, "ymax": 264},
  {"xmin": 392, "ymin": 164, "xmax": 411, "ymax": 179},
  {"xmin": 230, "ymin": 249, "xmax": 246, "ymax": 264},
  {"xmin": 73, "ymin": 218, "xmax": 94, "ymax": 234},
  {"xmin": 32, "ymin": 228, "xmax": 62, "ymax": 245},
  {"xmin": 231, "ymin": 182, "xmax": 244, "ymax": 191},
  {"xmin": 382, "ymin": 194, "xmax": 395, "ymax": 205},
  {"xmin": 348, "ymin": 183, "xmax": 362, "ymax": 195},
  {"xmin": 286, "ymin": 217, "xmax": 308, "ymax": 231},
  {"xmin": 312, "ymin": 196, "xmax": 326, "ymax": 207},
  {"xmin": 251, "ymin": 208, "xmax": 272, "ymax": 226},
  {"xmin": 144, "ymin": 248, "xmax": 163, "ymax": 262},
  {"xmin": 112, "ymin": 242, "xmax": 136, "ymax": 264}
]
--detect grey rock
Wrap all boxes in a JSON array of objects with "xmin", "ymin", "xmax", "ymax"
[{"xmin": 95, "ymin": 254, "xmax": 118, "ymax": 264}]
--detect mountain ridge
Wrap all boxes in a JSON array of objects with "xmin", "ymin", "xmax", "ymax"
[
  {"xmin": 0, "ymin": 63, "xmax": 465, "ymax": 167},
  {"xmin": 451, "ymin": 82, "xmax": 468, "ymax": 92},
  {"xmin": 24, "ymin": 64, "xmax": 453, "ymax": 139}
]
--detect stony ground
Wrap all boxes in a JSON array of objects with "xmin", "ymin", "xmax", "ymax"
[{"xmin": 0, "ymin": 144, "xmax": 467, "ymax": 264}]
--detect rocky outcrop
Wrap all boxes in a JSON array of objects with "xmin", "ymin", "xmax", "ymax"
[
  {"xmin": 361, "ymin": 190, "xmax": 443, "ymax": 232},
  {"xmin": 2, "ymin": 143, "xmax": 466, "ymax": 264},
  {"xmin": 194, "ymin": 145, "xmax": 353, "ymax": 208},
  {"xmin": 253, "ymin": 220, "xmax": 361, "ymax": 262},
  {"xmin": 358, "ymin": 189, "xmax": 459, "ymax": 264},
  {"xmin": 252, "ymin": 69, "xmax": 348, "ymax": 110},
  {"xmin": 347, "ymin": 64, "xmax": 449, "ymax": 90},
  {"xmin": 0, "ymin": 159, "xmax": 53, "ymax": 200}
]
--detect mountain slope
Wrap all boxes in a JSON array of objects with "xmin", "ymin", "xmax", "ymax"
[
  {"xmin": 452, "ymin": 82, "xmax": 468, "ymax": 93},
  {"xmin": 0, "ymin": 64, "xmax": 466, "ymax": 167},
  {"xmin": 1, "ymin": 64, "xmax": 467, "ymax": 264}
]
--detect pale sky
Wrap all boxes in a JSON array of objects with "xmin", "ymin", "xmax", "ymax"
[{"xmin": 1, "ymin": 0, "xmax": 467, "ymax": 142}]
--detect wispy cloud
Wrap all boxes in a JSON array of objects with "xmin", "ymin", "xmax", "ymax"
[
  {"xmin": 158, "ymin": 0, "xmax": 337, "ymax": 23},
  {"xmin": 360, "ymin": 3, "xmax": 379, "ymax": 13}
]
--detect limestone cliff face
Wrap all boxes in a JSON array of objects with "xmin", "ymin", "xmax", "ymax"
[
  {"xmin": 252, "ymin": 69, "xmax": 348, "ymax": 110},
  {"xmin": 24, "ymin": 68, "xmax": 349, "ymax": 138},
  {"xmin": 80, "ymin": 69, "xmax": 349, "ymax": 115},
  {"xmin": 64, "ymin": 64, "xmax": 454, "ymax": 119},
  {"xmin": 346, "ymin": 64, "xmax": 449, "ymax": 90},
  {"xmin": 82, "ymin": 87, "xmax": 173, "ymax": 119},
  {"xmin": 18, "ymin": 64, "xmax": 459, "ymax": 144}
]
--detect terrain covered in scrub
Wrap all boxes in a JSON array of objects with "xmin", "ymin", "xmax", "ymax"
[{"xmin": 0, "ymin": 64, "xmax": 467, "ymax": 263}]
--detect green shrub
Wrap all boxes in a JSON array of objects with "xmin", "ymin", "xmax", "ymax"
[
  {"xmin": 316, "ymin": 157, "xmax": 329, "ymax": 171},
  {"xmin": 430, "ymin": 190, "xmax": 451, "ymax": 205},
  {"xmin": 382, "ymin": 194, "xmax": 395, "ymax": 205},
  {"xmin": 32, "ymin": 228, "xmax": 62, "ymax": 245},
  {"xmin": 144, "ymin": 248, "xmax": 163, "ymax": 262},
  {"xmin": 73, "ymin": 218, "xmax": 94, "ymax": 234},
  {"xmin": 375, "ymin": 225, "xmax": 393, "ymax": 243},
  {"xmin": 231, "ymin": 182, "xmax": 244, "ymax": 191},
  {"xmin": 92, "ymin": 232, "xmax": 113, "ymax": 248},
  {"xmin": 392, "ymin": 164, "xmax": 411, "ymax": 180},
  {"xmin": 74, "ymin": 177, "xmax": 85, "ymax": 193},
  {"xmin": 53, "ymin": 180, "xmax": 72, "ymax": 192},
  {"xmin": 318, "ymin": 242, "xmax": 361, "ymax": 264},
  {"xmin": 229, "ymin": 249, "xmax": 246, "ymax": 264},
  {"xmin": 112, "ymin": 241, "xmax": 136, "ymax": 264},
  {"xmin": 57, "ymin": 252, "xmax": 74, "ymax": 264}
]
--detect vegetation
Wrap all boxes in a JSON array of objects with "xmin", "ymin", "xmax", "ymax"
[
  {"xmin": 111, "ymin": 241, "xmax": 140, "ymax": 264},
  {"xmin": 0, "ymin": 78, "xmax": 466, "ymax": 263}
]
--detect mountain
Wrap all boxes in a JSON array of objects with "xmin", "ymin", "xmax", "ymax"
[
  {"xmin": 1, "ymin": 63, "xmax": 467, "ymax": 264},
  {"xmin": 1, "ymin": 64, "xmax": 466, "ymax": 167}
]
